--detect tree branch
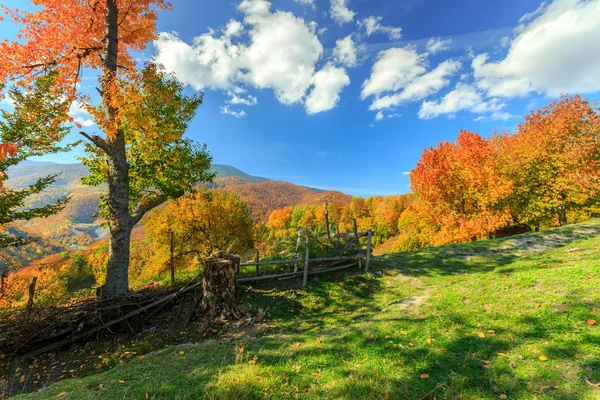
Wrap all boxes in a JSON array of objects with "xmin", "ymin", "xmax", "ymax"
[
  {"xmin": 130, "ymin": 190, "xmax": 185, "ymax": 228},
  {"xmin": 79, "ymin": 131, "xmax": 109, "ymax": 153}
]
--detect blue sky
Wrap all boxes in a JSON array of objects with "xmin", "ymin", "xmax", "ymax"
[{"xmin": 2, "ymin": 0, "xmax": 600, "ymax": 196}]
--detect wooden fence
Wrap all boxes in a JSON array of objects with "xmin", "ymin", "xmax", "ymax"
[{"xmin": 238, "ymin": 230, "xmax": 373, "ymax": 288}]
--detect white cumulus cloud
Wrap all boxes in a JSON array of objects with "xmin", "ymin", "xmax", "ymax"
[
  {"xmin": 305, "ymin": 63, "xmax": 350, "ymax": 114},
  {"xmin": 220, "ymin": 105, "xmax": 247, "ymax": 118},
  {"xmin": 333, "ymin": 35, "xmax": 357, "ymax": 67},
  {"xmin": 154, "ymin": 0, "xmax": 349, "ymax": 114},
  {"xmin": 426, "ymin": 37, "xmax": 452, "ymax": 54},
  {"xmin": 330, "ymin": 0, "xmax": 355, "ymax": 25},
  {"xmin": 418, "ymin": 83, "xmax": 506, "ymax": 119},
  {"xmin": 361, "ymin": 46, "xmax": 461, "ymax": 112},
  {"xmin": 472, "ymin": 0, "xmax": 600, "ymax": 98},
  {"xmin": 357, "ymin": 16, "xmax": 402, "ymax": 40},
  {"xmin": 369, "ymin": 59, "xmax": 461, "ymax": 110}
]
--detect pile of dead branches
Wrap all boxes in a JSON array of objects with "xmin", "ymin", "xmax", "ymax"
[{"xmin": 0, "ymin": 277, "xmax": 201, "ymax": 359}]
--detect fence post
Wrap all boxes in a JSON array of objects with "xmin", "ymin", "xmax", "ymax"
[
  {"xmin": 26, "ymin": 276, "xmax": 38, "ymax": 323},
  {"xmin": 325, "ymin": 201, "xmax": 331, "ymax": 239},
  {"xmin": 365, "ymin": 230, "xmax": 372, "ymax": 272},
  {"xmin": 255, "ymin": 249, "xmax": 260, "ymax": 277},
  {"xmin": 169, "ymin": 230, "xmax": 175, "ymax": 288},
  {"xmin": 302, "ymin": 233, "xmax": 310, "ymax": 288},
  {"xmin": 294, "ymin": 228, "xmax": 302, "ymax": 272}
]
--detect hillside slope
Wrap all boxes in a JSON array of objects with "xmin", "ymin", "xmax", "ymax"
[
  {"xmin": 17, "ymin": 220, "xmax": 600, "ymax": 399},
  {"xmin": 2, "ymin": 162, "xmax": 347, "ymax": 268}
]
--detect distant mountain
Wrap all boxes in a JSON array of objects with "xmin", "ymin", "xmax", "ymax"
[
  {"xmin": 7, "ymin": 161, "xmax": 270, "ymax": 187},
  {"xmin": 2, "ymin": 161, "xmax": 351, "ymax": 270},
  {"xmin": 210, "ymin": 165, "xmax": 269, "ymax": 183}
]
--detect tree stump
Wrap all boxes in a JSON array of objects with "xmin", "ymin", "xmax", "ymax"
[{"xmin": 193, "ymin": 251, "xmax": 243, "ymax": 330}]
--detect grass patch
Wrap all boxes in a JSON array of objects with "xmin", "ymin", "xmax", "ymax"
[{"xmin": 16, "ymin": 220, "xmax": 600, "ymax": 399}]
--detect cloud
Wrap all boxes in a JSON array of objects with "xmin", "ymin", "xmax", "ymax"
[
  {"xmin": 402, "ymin": 171, "xmax": 410, "ymax": 175},
  {"xmin": 473, "ymin": 111, "xmax": 515, "ymax": 122},
  {"xmin": 333, "ymin": 35, "xmax": 357, "ymax": 67},
  {"xmin": 305, "ymin": 63, "xmax": 350, "ymax": 114},
  {"xmin": 154, "ymin": 0, "xmax": 340, "ymax": 113},
  {"xmin": 227, "ymin": 92, "xmax": 258, "ymax": 106},
  {"xmin": 294, "ymin": 0, "xmax": 314, "ymax": 6},
  {"xmin": 426, "ymin": 37, "xmax": 452, "ymax": 54},
  {"xmin": 220, "ymin": 105, "xmax": 247, "ymax": 118},
  {"xmin": 375, "ymin": 111, "xmax": 383, "ymax": 121},
  {"xmin": 223, "ymin": 19, "xmax": 244, "ymax": 37},
  {"xmin": 361, "ymin": 47, "xmax": 427, "ymax": 99},
  {"xmin": 69, "ymin": 101, "xmax": 95, "ymax": 127},
  {"xmin": 369, "ymin": 59, "xmax": 461, "ymax": 110},
  {"xmin": 418, "ymin": 83, "xmax": 506, "ymax": 119},
  {"xmin": 330, "ymin": 0, "xmax": 355, "ymax": 25},
  {"xmin": 358, "ymin": 16, "xmax": 402, "ymax": 40},
  {"xmin": 472, "ymin": 0, "xmax": 600, "ymax": 98}
]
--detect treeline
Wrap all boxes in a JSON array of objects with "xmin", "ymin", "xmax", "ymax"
[
  {"xmin": 407, "ymin": 95, "xmax": 600, "ymax": 247},
  {"xmin": 262, "ymin": 95, "xmax": 600, "ymax": 252}
]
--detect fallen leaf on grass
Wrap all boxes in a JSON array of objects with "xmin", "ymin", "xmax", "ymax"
[
  {"xmin": 538, "ymin": 355, "xmax": 548, "ymax": 361},
  {"xmin": 118, "ymin": 380, "xmax": 125, "ymax": 384},
  {"xmin": 401, "ymin": 331, "xmax": 408, "ymax": 335},
  {"xmin": 311, "ymin": 372, "xmax": 322, "ymax": 377},
  {"xmin": 294, "ymin": 342, "xmax": 301, "ymax": 348},
  {"xmin": 292, "ymin": 365, "xmax": 301, "ymax": 373},
  {"xmin": 179, "ymin": 351, "xmax": 185, "ymax": 355},
  {"xmin": 487, "ymin": 330, "xmax": 495, "ymax": 334},
  {"xmin": 56, "ymin": 393, "xmax": 67, "ymax": 398},
  {"xmin": 478, "ymin": 332, "xmax": 486, "ymax": 338},
  {"xmin": 481, "ymin": 360, "xmax": 491, "ymax": 365},
  {"xmin": 420, "ymin": 374, "xmax": 430, "ymax": 379},
  {"xmin": 257, "ymin": 375, "xmax": 264, "ymax": 382},
  {"xmin": 587, "ymin": 319, "xmax": 596, "ymax": 326},
  {"xmin": 426, "ymin": 338, "xmax": 432, "ymax": 344},
  {"xmin": 497, "ymin": 353, "xmax": 509, "ymax": 358},
  {"xmin": 499, "ymin": 394, "xmax": 507, "ymax": 399},
  {"xmin": 138, "ymin": 356, "xmax": 145, "ymax": 360}
]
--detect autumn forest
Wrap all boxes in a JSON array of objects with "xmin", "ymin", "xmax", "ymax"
[{"xmin": 1, "ymin": 0, "xmax": 599, "ymax": 399}]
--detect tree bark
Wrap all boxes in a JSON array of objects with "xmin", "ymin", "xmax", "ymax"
[
  {"xmin": 558, "ymin": 194, "xmax": 568, "ymax": 227},
  {"xmin": 558, "ymin": 204, "xmax": 568, "ymax": 226},
  {"xmin": 193, "ymin": 252, "xmax": 243, "ymax": 331},
  {"xmin": 100, "ymin": 0, "xmax": 131, "ymax": 299}
]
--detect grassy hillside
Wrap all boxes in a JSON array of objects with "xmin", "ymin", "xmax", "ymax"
[{"xmin": 15, "ymin": 220, "xmax": 600, "ymax": 399}]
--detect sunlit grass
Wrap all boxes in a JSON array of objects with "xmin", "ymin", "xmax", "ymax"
[{"xmin": 17, "ymin": 220, "xmax": 600, "ymax": 399}]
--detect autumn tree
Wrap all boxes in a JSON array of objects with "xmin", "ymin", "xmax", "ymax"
[
  {"xmin": 0, "ymin": 73, "xmax": 75, "ymax": 250},
  {"xmin": 410, "ymin": 130, "xmax": 512, "ymax": 244},
  {"xmin": 0, "ymin": 1, "xmax": 213, "ymax": 298},
  {"xmin": 144, "ymin": 190, "xmax": 254, "ymax": 280},
  {"xmin": 499, "ymin": 95, "xmax": 600, "ymax": 228}
]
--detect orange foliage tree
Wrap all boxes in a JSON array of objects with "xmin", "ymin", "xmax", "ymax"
[
  {"xmin": 499, "ymin": 95, "xmax": 600, "ymax": 228},
  {"xmin": 1, "ymin": 1, "xmax": 213, "ymax": 298},
  {"xmin": 410, "ymin": 130, "xmax": 512, "ymax": 244}
]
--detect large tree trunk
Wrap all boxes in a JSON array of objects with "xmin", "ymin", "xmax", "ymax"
[
  {"xmin": 193, "ymin": 252, "xmax": 243, "ymax": 331},
  {"xmin": 100, "ymin": 0, "xmax": 132, "ymax": 299}
]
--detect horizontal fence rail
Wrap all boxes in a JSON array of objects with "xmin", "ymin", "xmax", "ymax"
[{"xmin": 238, "ymin": 230, "xmax": 373, "ymax": 287}]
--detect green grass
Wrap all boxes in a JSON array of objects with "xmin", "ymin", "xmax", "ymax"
[{"xmin": 18, "ymin": 220, "xmax": 600, "ymax": 399}]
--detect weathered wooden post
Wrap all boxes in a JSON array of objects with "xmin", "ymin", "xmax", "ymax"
[
  {"xmin": 302, "ymin": 233, "xmax": 310, "ymax": 288},
  {"xmin": 26, "ymin": 276, "xmax": 38, "ymax": 322},
  {"xmin": 193, "ymin": 252, "xmax": 243, "ymax": 330},
  {"xmin": 365, "ymin": 230, "xmax": 373, "ymax": 272},
  {"xmin": 169, "ymin": 230, "xmax": 175, "ymax": 288},
  {"xmin": 294, "ymin": 228, "xmax": 302, "ymax": 272},
  {"xmin": 325, "ymin": 201, "xmax": 331, "ymax": 239},
  {"xmin": 255, "ymin": 249, "xmax": 260, "ymax": 277}
]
